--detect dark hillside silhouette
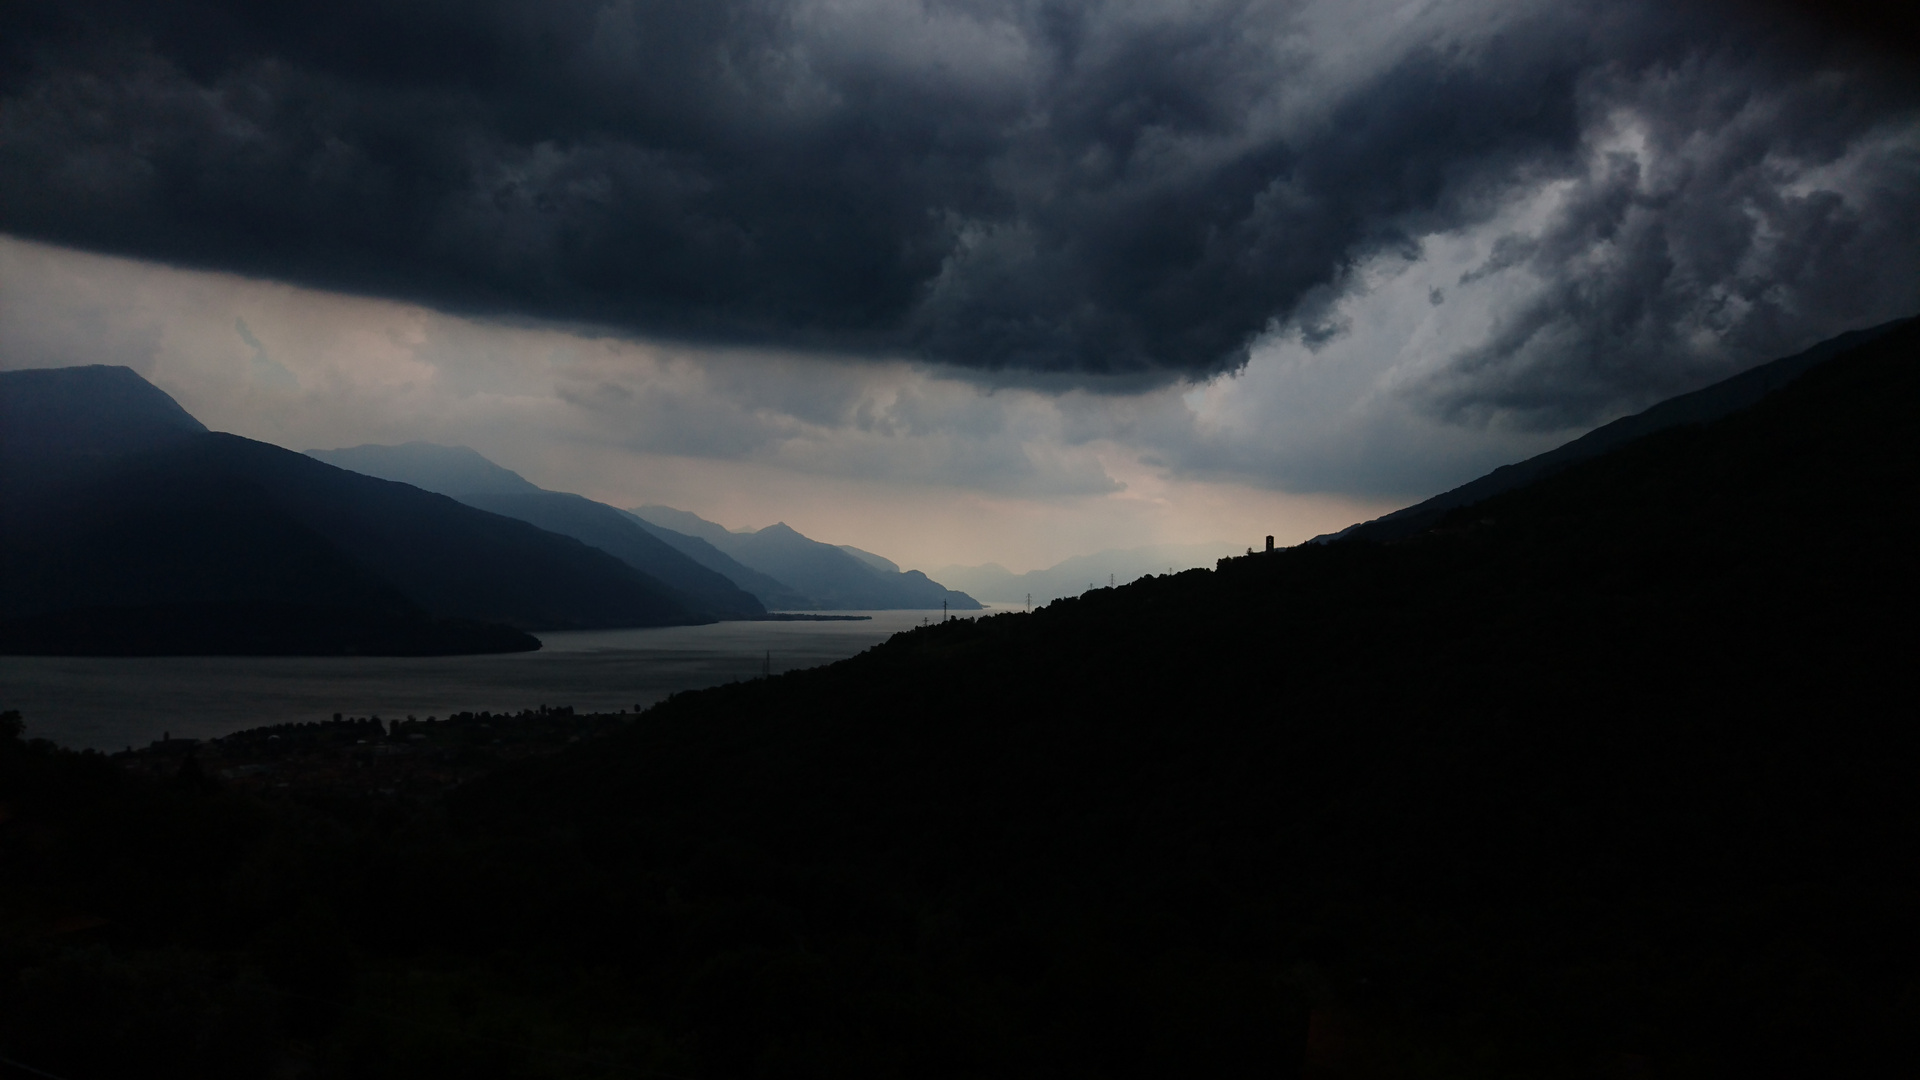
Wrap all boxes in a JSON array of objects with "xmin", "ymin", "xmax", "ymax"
[
  {"xmin": 1318, "ymin": 314, "xmax": 1915, "ymax": 543},
  {"xmin": 446, "ymin": 320, "xmax": 1918, "ymax": 1076}
]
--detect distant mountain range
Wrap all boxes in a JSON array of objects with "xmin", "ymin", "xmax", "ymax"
[
  {"xmin": 932, "ymin": 543, "xmax": 1243, "ymax": 605},
  {"xmin": 616, "ymin": 511, "xmax": 814, "ymax": 611},
  {"xmin": 628, "ymin": 506, "xmax": 982, "ymax": 611},
  {"xmin": 306, "ymin": 443, "xmax": 766, "ymax": 620},
  {"xmin": 306, "ymin": 445, "xmax": 982, "ymax": 613},
  {"xmin": 0, "ymin": 363, "xmax": 983, "ymax": 657}
]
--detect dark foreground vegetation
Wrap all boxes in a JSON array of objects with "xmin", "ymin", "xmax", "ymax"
[
  {"xmin": 111, "ymin": 708, "xmax": 633, "ymax": 797},
  {"xmin": 3, "ymin": 323, "xmax": 1917, "ymax": 1078}
]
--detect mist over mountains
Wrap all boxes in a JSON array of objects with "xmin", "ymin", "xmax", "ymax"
[
  {"xmin": 628, "ymin": 507, "xmax": 981, "ymax": 612},
  {"xmin": 1, "ymin": 358, "xmax": 989, "ymax": 657},
  {"xmin": 616, "ymin": 513, "xmax": 814, "ymax": 612},
  {"xmin": 932, "ymin": 544, "xmax": 1243, "ymax": 606}
]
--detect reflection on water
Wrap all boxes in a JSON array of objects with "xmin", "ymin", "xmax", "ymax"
[{"xmin": 0, "ymin": 609, "xmax": 995, "ymax": 750}]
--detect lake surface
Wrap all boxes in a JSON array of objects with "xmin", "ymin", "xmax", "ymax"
[{"xmin": 1, "ymin": 609, "xmax": 996, "ymax": 751}]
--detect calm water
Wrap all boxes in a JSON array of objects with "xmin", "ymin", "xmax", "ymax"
[{"xmin": 1, "ymin": 609, "xmax": 996, "ymax": 751}]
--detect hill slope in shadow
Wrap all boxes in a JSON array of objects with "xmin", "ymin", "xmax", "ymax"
[
  {"xmin": 1317, "ymin": 314, "xmax": 1915, "ymax": 543},
  {"xmin": 449, "ymin": 321, "xmax": 1919, "ymax": 1075}
]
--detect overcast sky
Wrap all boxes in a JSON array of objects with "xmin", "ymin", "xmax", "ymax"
[{"xmin": 3, "ymin": 1, "xmax": 1916, "ymax": 571}]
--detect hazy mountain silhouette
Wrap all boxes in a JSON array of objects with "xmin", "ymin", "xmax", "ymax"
[
  {"xmin": 459, "ymin": 493, "xmax": 763, "ymax": 619},
  {"xmin": 630, "ymin": 506, "xmax": 981, "ymax": 610},
  {"xmin": 2, "ymin": 367, "xmax": 710, "ymax": 653},
  {"xmin": 618, "ymin": 511, "xmax": 814, "ymax": 611},
  {"xmin": 933, "ymin": 542, "xmax": 1241, "ymax": 604},
  {"xmin": 307, "ymin": 443, "xmax": 765, "ymax": 620},
  {"xmin": 309, "ymin": 441, "xmax": 543, "ymax": 496},
  {"xmin": 1316, "ymin": 314, "xmax": 1917, "ymax": 544},
  {"xmin": 836, "ymin": 545, "xmax": 899, "ymax": 574},
  {"xmin": 625, "ymin": 504, "xmax": 740, "ymax": 546}
]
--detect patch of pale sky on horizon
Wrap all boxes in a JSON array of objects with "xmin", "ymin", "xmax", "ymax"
[{"xmin": 1, "ymin": 235, "xmax": 1424, "ymax": 572}]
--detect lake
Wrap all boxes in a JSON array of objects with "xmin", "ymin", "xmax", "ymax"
[{"xmin": 1, "ymin": 608, "xmax": 1000, "ymax": 751}]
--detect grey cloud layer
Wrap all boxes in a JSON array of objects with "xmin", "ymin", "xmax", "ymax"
[
  {"xmin": 549, "ymin": 352, "xmax": 1127, "ymax": 497},
  {"xmin": 7, "ymin": 0, "xmax": 1912, "ymax": 393},
  {"xmin": 1420, "ymin": 57, "xmax": 1920, "ymax": 428}
]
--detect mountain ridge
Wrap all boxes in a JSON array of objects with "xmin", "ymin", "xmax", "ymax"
[
  {"xmin": 629, "ymin": 507, "xmax": 981, "ymax": 611},
  {"xmin": 306, "ymin": 443, "xmax": 765, "ymax": 620},
  {"xmin": 2, "ymin": 367, "xmax": 711, "ymax": 653},
  {"xmin": 618, "ymin": 510, "xmax": 815, "ymax": 611},
  {"xmin": 1314, "ymin": 314, "xmax": 1917, "ymax": 544},
  {"xmin": 0, "ymin": 364, "xmax": 207, "ymax": 467}
]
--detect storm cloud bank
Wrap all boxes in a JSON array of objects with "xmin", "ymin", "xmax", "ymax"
[{"xmin": 3, "ymin": 0, "xmax": 1917, "ymax": 415}]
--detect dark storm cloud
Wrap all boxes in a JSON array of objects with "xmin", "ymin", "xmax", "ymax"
[
  {"xmin": 1420, "ymin": 48, "xmax": 1920, "ymax": 428},
  {"xmin": 1, "ymin": 0, "xmax": 1914, "ymax": 387}
]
